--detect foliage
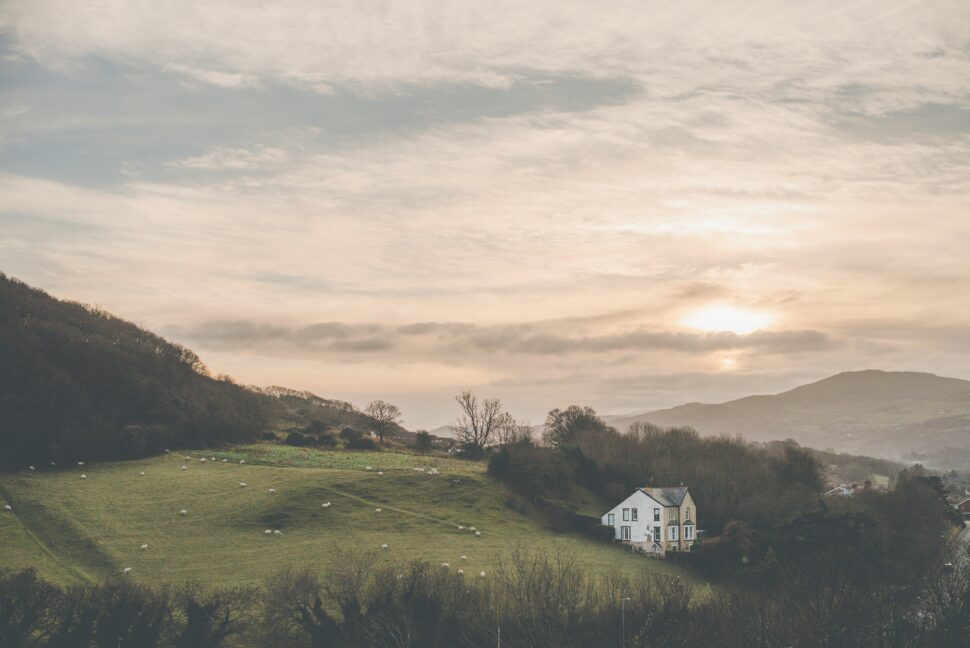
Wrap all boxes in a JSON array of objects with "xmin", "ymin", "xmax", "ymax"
[
  {"xmin": 363, "ymin": 401, "xmax": 401, "ymax": 445},
  {"xmin": 413, "ymin": 431, "xmax": 433, "ymax": 452},
  {"xmin": 0, "ymin": 275, "xmax": 272, "ymax": 468}
]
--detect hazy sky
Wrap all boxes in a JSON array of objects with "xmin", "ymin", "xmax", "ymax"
[{"xmin": 2, "ymin": 1, "xmax": 969, "ymax": 429}]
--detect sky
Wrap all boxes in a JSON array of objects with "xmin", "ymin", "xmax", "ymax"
[{"xmin": 2, "ymin": 1, "xmax": 969, "ymax": 429}]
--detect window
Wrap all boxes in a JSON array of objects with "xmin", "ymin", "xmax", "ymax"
[
  {"xmin": 669, "ymin": 508, "xmax": 679, "ymax": 524},
  {"xmin": 669, "ymin": 526, "xmax": 679, "ymax": 541},
  {"xmin": 622, "ymin": 508, "xmax": 630, "ymax": 521},
  {"xmin": 607, "ymin": 514, "xmax": 615, "ymax": 526},
  {"xmin": 685, "ymin": 507, "xmax": 691, "ymax": 521},
  {"xmin": 653, "ymin": 507, "xmax": 660, "ymax": 522},
  {"xmin": 653, "ymin": 526, "xmax": 661, "ymax": 542},
  {"xmin": 685, "ymin": 526, "xmax": 693, "ymax": 540},
  {"xmin": 631, "ymin": 508, "xmax": 638, "ymax": 521},
  {"xmin": 621, "ymin": 526, "xmax": 631, "ymax": 541}
]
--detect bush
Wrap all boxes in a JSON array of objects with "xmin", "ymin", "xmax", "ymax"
[
  {"xmin": 261, "ymin": 432, "xmax": 277, "ymax": 441},
  {"xmin": 339, "ymin": 427, "xmax": 363, "ymax": 442},
  {"xmin": 348, "ymin": 436, "xmax": 378, "ymax": 451},
  {"xmin": 413, "ymin": 431, "xmax": 433, "ymax": 452},
  {"xmin": 284, "ymin": 432, "xmax": 310, "ymax": 447},
  {"xmin": 315, "ymin": 433, "xmax": 336, "ymax": 447}
]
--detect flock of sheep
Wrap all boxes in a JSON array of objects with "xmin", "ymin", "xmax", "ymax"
[{"xmin": 5, "ymin": 452, "xmax": 486, "ymax": 579}]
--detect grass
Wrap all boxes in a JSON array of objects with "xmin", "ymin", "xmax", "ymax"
[{"xmin": 0, "ymin": 446, "xmax": 701, "ymax": 591}]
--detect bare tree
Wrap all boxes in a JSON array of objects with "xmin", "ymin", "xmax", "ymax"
[
  {"xmin": 454, "ymin": 391, "xmax": 503, "ymax": 450},
  {"xmin": 364, "ymin": 400, "xmax": 401, "ymax": 445},
  {"xmin": 495, "ymin": 412, "xmax": 532, "ymax": 446}
]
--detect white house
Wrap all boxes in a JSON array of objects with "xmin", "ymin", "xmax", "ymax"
[{"xmin": 601, "ymin": 486, "xmax": 697, "ymax": 555}]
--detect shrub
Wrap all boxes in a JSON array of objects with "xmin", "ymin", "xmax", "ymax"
[
  {"xmin": 413, "ymin": 431, "xmax": 433, "ymax": 452},
  {"xmin": 262, "ymin": 432, "xmax": 278, "ymax": 441},
  {"xmin": 284, "ymin": 432, "xmax": 309, "ymax": 447},
  {"xmin": 339, "ymin": 427, "xmax": 363, "ymax": 442},
  {"xmin": 348, "ymin": 436, "xmax": 378, "ymax": 451}
]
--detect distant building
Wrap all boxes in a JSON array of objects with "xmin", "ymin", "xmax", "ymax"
[
  {"xmin": 601, "ymin": 486, "xmax": 697, "ymax": 556},
  {"xmin": 824, "ymin": 484, "xmax": 856, "ymax": 497},
  {"xmin": 957, "ymin": 499, "xmax": 970, "ymax": 519}
]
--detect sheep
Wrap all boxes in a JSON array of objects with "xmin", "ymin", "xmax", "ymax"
[
  {"xmin": 365, "ymin": 466, "xmax": 373, "ymax": 471},
  {"xmin": 475, "ymin": 531, "xmax": 482, "ymax": 537},
  {"xmin": 321, "ymin": 502, "xmax": 331, "ymax": 508},
  {"xmin": 50, "ymin": 462, "xmax": 56, "ymax": 467},
  {"xmin": 268, "ymin": 488, "xmax": 276, "ymax": 493},
  {"xmin": 140, "ymin": 544, "xmax": 149, "ymax": 550},
  {"xmin": 185, "ymin": 456, "xmax": 191, "ymax": 460},
  {"xmin": 139, "ymin": 471, "xmax": 145, "ymax": 476},
  {"xmin": 458, "ymin": 525, "xmax": 464, "ymax": 530},
  {"xmin": 77, "ymin": 461, "xmax": 84, "ymax": 466},
  {"xmin": 273, "ymin": 529, "xmax": 282, "ymax": 535},
  {"xmin": 181, "ymin": 465, "xmax": 188, "ymax": 470},
  {"xmin": 80, "ymin": 474, "xmax": 87, "ymax": 479},
  {"xmin": 200, "ymin": 458, "xmax": 207, "ymax": 463},
  {"xmin": 428, "ymin": 468, "xmax": 440, "ymax": 475},
  {"xmin": 469, "ymin": 526, "xmax": 476, "ymax": 531},
  {"xmin": 124, "ymin": 567, "xmax": 132, "ymax": 575},
  {"xmin": 210, "ymin": 457, "xmax": 216, "ymax": 461},
  {"xmin": 164, "ymin": 449, "xmax": 170, "ymax": 453},
  {"xmin": 3, "ymin": 505, "xmax": 11, "ymax": 511},
  {"xmin": 239, "ymin": 482, "xmax": 247, "ymax": 488},
  {"xmin": 460, "ymin": 555, "xmax": 467, "ymax": 561},
  {"xmin": 179, "ymin": 509, "xmax": 188, "ymax": 516},
  {"xmin": 222, "ymin": 459, "xmax": 227, "ymax": 463},
  {"xmin": 28, "ymin": 465, "xmax": 35, "ymax": 471},
  {"xmin": 377, "ymin": 471, "xmax": 384, "ymax": 476},
  {"xmin": 264, "ymin": 529, "xmax": 272, "ymax": 535},
  {"xmin": 375, "ymin": 508, "xmax": 382, "ymax": 513},
  {"xmin": 240, "ymin": 460, "xmax": 245, "ymax": 464},
  {"xmin": 480, "ymin": 571, "xmax": 486, "ymax": 578},
  {"xmin": 381, "ymin": 544, "xmax": 389, "ymax": 549},
  {"xmin": 457, "ymin": 569, "xmax": 464, "ymax": 575},
  {"xmin": 441, "ymin": 562, "xmax": 450, "ymax": 568}
]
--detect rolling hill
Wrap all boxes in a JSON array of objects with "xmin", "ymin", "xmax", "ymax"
[
  {"xmin": 606, "ymin": 370, "xmax": 970, "ymax": 464},
  {"xmin": 0, "ymin": 447, "xmax": 693, "ymax": 588},
  {"xmin": 0, "ymin": 273, "xmax": 415, "ymax": 466}
]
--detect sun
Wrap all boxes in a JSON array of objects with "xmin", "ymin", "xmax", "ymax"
[{"xmin": 681, "ymin": 305, "xmax": 774, "ymax": 335}]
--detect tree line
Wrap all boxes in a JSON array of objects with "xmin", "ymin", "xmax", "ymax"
[{"xmin": 4, "ymin": 539, "xmax": 970, "ymax": 648}]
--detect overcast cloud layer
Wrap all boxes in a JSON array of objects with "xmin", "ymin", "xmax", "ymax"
[{"xmin": 2, "ymin": 1, "xmax": 969, "ymax": 428}]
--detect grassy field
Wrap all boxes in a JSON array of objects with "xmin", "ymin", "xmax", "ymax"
[{"xmin": 0, "ymin": 446, "xmax": 699, "ymax": 590}]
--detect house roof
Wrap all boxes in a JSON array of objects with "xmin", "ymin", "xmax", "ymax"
[{"xmin": 640, "ymin": 486, "xmax": 689, "ymax": 507}]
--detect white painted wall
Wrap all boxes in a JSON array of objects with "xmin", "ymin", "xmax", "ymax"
[{"xmin": 600, "ymin": 490, "xmax": 665, "ymax": 545}]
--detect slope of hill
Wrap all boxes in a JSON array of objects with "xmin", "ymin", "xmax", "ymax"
[
  {"xmin": 0, "ymin": 448, "xmax": 693, "ymax": 588},
  {"xmin": 0, "ymin": 274, "xmax": 273, "ymax": 468},
  {"xmin": 607, "ymin": 371, "xmax": 970, "ymax": 463}
]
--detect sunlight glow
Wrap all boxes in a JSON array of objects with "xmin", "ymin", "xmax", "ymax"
[{"xmin": 681, "ymin": 306, "xmax": 774, "ymax": 335}]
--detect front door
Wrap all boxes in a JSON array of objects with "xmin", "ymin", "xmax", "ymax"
[{"xmin": 621, "ymin": 526, "xmax": 631, "ymax": 541}]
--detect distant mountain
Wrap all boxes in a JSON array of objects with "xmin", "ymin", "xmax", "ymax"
[{"xmin": 606, "ymin": 371, "xmax": 970, "ymax": 464}]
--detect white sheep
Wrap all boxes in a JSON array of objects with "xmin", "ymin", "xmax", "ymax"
[
  {"xmin": 273, "ymin": 529, "xmax": 282, "ymax": 535},
  {"xmin": 475, "ymin": 531, "xmax": 482, "ymax": 537},
  {"xmin": 469, "ymin": 526, "xmax": 476, "ymax": 531},
  {"xmin": 441, "ymin": 562, "xmax": 450, "ymax": 568},
  {"xmin": 239, "ymin": 482, "xmax": 247, "ymax": 488},
  {"xmin": 375, "ymin": 508, "xmax": 382, "ymax": 513},
  {"xmin": 80, "ymin": 474, "xmax": 87, "ymax": 479},
  {"xmin": 139, "ymin": 471, "xmax": 145, "ymax": 476},
  {"xmin": 77, "ymin": 461, "xmax": 84, "ymax": 466},
  {"xmin": 164, "ymin": 449, "xmax": 170, "ymax": 453},
  {"xmin": 140, "ymin": 544, "xmax": 148, "ymax": 550},
  {"xmin": 185, "ymin": 456, "xmax": 191, "ymax": 460},
  {"xmin": 50, "ymin": 462, "xmax": 56, "ymax": 467},
  {"xmin": 457, "ymin": 569, "xmax": 464, "ymax": 574},
  {"xmin": 124, "ymin": 567, "xmax": 132, "ymax": 575},
  {"xmin": 240, "ymin": 460, "xmax": 245, "ymax": 464},
  {"xmin": 428, "ymin": 468, "xmax": 440, "ymax": 475},
  {"xmin": 381, "ymin": 544, "xmax": 389, "ymax": 549},
  {"xmin": 222, "ymin": 459, "xmax": 227, "ymax": 463},
  {"xmin": 29, "ymin": 465, "xmax": 35, "ymax": 471},
  {"xmin": 377, "ymin": 471, "xmax": 384, "ymax": 476},
  {"xmin": 458, "ymin": 525, "xmax": 464, "ymax": 530},
  {"xmin": 460, "ymin": 555, "xmax": 467, "ymax": 560},
  {"xmin": 268, "ymin": 488, "xmax": 276, "ymax": 493},
  {"xmin": 200, "ymin": 458, "xmax": 207, "ymax": 463},
  {"xmin": 179, "ymin": 509, "xmax": 188, "ymax": 516},
  {"xmin": 321, "ymin": 502, "xmax": 331, "ymax": 508},
  {"xmin": 264, "ymin": 529, "xmax": 272, "ymax": 535},
  {"xmin": 3, "ymin": 505, "xmax": 11, "ymax": 511},
  {"xmin": 365, "ymin": 466, "xmax": 373, "ymax": 471},
  {"xmin": 480, "ymin": 571, "xmax": 486, "ymax": 578},
  {"xmin": 181, "ymin": 466, "xmax": 188, "ymax": 470},
  {"xmin": 210, "ymin": 457, "xmax": 215, "ymax": 461}
]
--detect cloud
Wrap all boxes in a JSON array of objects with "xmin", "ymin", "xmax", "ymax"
[{"xmin": 170, "ymin": 317, "xmax": 835, "ymax": 360}]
